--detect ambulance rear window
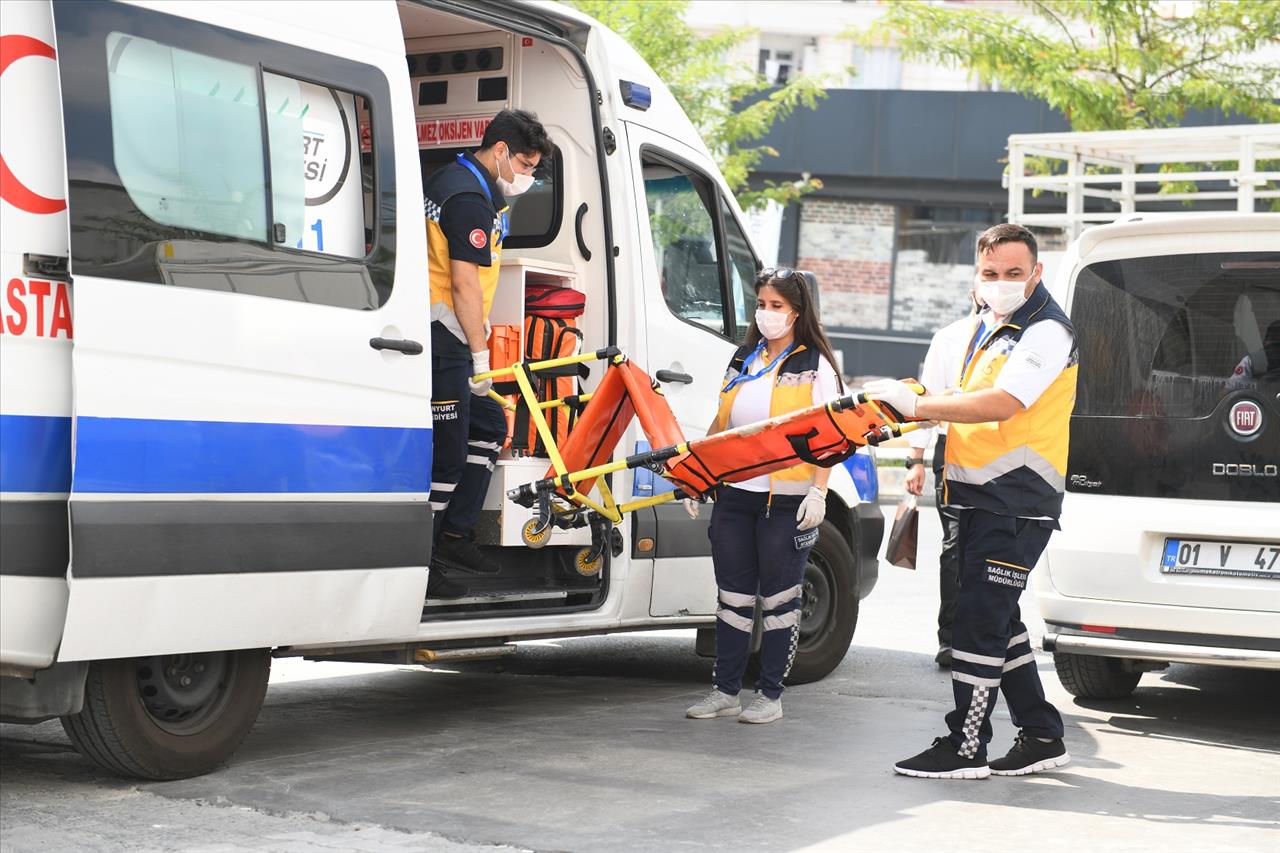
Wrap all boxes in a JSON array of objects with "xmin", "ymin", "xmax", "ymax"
[{"xmin": 1071, "ymin": 252, "xmax": 1280, "ymax": 418}]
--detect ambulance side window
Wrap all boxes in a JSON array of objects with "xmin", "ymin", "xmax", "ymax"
[
  {"xmin": 87, "ymin": 12, "xmax": 395, "ymax": 309},
  {"xmin": 642, "ymin": 156, "xmax": 727, "ymax": 336},
  {"xmin": 106, "ymin": 34, "xmax": 267, "ymax": 242},
  {"xmin": 263, "ymin": 73, "xmax": 373, "ymax": 258},
  {"xmin": 721, "ymin": 198, "xmax": 760, "ymax": 340}
]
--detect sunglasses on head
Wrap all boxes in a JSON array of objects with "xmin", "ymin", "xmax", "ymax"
[{"xmin": 759, "ymin": 266, "xmax": 795, "ymax": 281}]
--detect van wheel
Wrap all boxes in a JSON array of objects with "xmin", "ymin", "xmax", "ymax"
[
  {"xmin": 785, "ymin": 520, "xmax": 858, "ymax": 685},
  {"xmin": 1053, "ymin": 652, "xmax": 1141, "ymax": 699},
  {"xmin": 61, "ymin": 649, "xmax": 270, "ymax": 780}
]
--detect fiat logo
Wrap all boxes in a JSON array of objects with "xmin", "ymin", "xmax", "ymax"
[{"xmin": 1229, "ymin": 400, "xmax": 1263, "ymax": 437}]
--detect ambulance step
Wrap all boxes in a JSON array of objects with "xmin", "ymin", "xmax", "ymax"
[{"xmin": 424, "ymin": 588, "xmax": 571, "ymax": 608}]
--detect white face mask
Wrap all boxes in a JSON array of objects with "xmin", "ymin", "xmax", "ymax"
[
  {"xmin": 755, "ymin": 308, "xmax": 795, "ymax": 341},
  {"xmin": 975, "ymin": 270, "xmax": 1036, "ymax": 317},
  {"xmin": 497, "ymin": 148, "xmax": 535, "ymax": 197}
]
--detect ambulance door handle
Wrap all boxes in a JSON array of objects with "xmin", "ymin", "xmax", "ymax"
[
  {"xmin": 574, "ymin": 203, "xmax": 592, "ymax": 261},
  {"xmin": 656, "ymin": 369, "xmax": 693, "ymax": 384},
  {"xmin": 370, "ymin": 337, "xmax": 424, "ymax": 355}
]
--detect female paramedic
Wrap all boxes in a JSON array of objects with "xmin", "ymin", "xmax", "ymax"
[{"xmin": 685, "ymin": 269, "xmax": 845, "ymax": 725}]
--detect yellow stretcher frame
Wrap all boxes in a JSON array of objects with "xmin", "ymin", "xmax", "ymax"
[
  {"xmin": 471, "ymin": 348, "xmax": 675, "ymax": 557},
  {"xmin": 474, "ymin": 349, "xmax": 925, "ymax": 564}
]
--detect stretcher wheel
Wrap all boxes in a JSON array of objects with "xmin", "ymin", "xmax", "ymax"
[
  {"xmin": 573, "ymin": 547, "xmax": 603, "ymax": 577},
  {"xmin": 521, "ymin": 518, "xmax": 552, "ymax": 549}
]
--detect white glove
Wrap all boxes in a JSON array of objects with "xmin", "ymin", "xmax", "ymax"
[
  {"xmin": 862, "ymin": 379, "xmax": 918, "ymax": 418},
  {"xmin": 683, "ymin": 498, "xmax": 700, "ymax": 520},
  {"xmin": 796, "ymin": 486, "xmax": 826, "ymax": 531},
  {"xmin": 469, "ymin": 350, "xmax": 493, "ymax": 397}
]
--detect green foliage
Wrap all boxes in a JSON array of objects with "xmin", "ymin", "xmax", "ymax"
[
  {"xmin": 863, "ymin": 0, "xmax": 1280, "ymax": 131},
  {"xmin": 569, "ymin": 0, "xmax": 828, "ymax": 210}
]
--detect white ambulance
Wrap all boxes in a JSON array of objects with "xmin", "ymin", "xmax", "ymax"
[{"xmin": 0, "ymin": 0, "xmax": 884, "ymax": 778}]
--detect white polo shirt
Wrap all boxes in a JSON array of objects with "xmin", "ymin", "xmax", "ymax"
[
  {"xmin": 908, "ymin": 312, "xmax": 985, "ymax": 449},
  {"xmin": 728, "ymin": 353, "xmax": 842, "ymax": 494}
]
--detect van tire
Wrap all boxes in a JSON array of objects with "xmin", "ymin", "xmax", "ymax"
[
  {"xmin": 61, "ymin": 649, "xmax": 270, "ymax": 780},
  {"xmin": 1053, "ymin": 652, "xmax": 1141, "ymax": 700},
  {"xmin": 784, "ymin": 520, "xmax": 858, "ymax": 685}
]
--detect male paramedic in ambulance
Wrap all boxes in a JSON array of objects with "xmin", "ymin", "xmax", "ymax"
[
  {"xmin": 865, "ymin": 224, "xmax": 1078, "ymax": 779},
  {"xmin": 426, "ymin": 109, "xmax": 553, "ymax": 595}
]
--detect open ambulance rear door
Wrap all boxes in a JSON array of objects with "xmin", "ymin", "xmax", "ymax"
[{"xmin": 50, "ymin": 0, "xmax": 432, "ymax": 660}]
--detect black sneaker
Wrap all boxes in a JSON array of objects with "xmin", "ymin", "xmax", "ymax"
[
  {"xmin": 425, "ymin": 571, "xmax": 468, "ymax": 599},
  {"xmin": 990, "ymin": 733, "xmax": 1070, "ymax": 776},
  {"xmin": 894, "ymin": 737, "xmax": 989, "ymax": 779},
  {"xmin": 434, "ymin": 534, "xmax": 502, "ymax": 575},
  {"xmin": 935, "ymin": 645, "xmax": 953, "ymax": 668}
]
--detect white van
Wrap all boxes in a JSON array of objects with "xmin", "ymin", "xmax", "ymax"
[
  {"xmin": 0, "ymin": 0, "xmax": 883, "ymax": 778},
  {"xmin": 1037, "ymin": 214, "xmax": 1280, "ymax": 698}
]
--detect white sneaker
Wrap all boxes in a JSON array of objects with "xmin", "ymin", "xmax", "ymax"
[
  {"xmin": 685, "ymin": 689, "xmax": 741, "ymax": 719},
  {"xmin": 738, "ymin": 693, "xmax": 783, "ymax": 724}
]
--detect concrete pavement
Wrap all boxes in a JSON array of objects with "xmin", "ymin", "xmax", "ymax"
[{"xmin": 2, "ymin": 509, "xmax": 1278, "ymax": 852}]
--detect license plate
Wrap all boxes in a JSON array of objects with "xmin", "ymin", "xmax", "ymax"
[{"xmin": 1161, "ymin": 538, "xmax": 1280, "ymax": 580}]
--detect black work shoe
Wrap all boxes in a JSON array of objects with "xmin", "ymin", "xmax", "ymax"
[
  {"xmin": 425, "ymin": 571, "xmax": 468, "ymax": 599},
  {"xmin": 990, "ymin": 733, "xmax": 1070, "ymax": 776},
  {"xmin": 894, "ymin": 737, "xmax": 990, "ymax": 779},
  {"xmin": 434, "ymin": 534, "xmax": 502, "ymax": 575},
  {"xmin": 935, "ymin": 645, "xmax": 953, "ymax": 668}
]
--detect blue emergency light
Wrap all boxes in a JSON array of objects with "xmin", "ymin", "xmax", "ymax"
[{"xmin": 619, "ymin": 80, "xmax": 651, "ymax": 111}]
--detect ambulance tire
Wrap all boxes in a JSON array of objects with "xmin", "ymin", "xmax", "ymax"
[
  {"xmin": 1053, "ymin": 652, "xmax": 1141, "ymax": 700},
  {"xmin": 778, "ymin": 520, "xmax": 858, "ymax": 685},
  {"xmin": 61, "ymin": 649, "xmax": 271, "ymax": 780}
]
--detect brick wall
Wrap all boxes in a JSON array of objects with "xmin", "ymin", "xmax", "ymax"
[
  {"xmin": 796, "ymin": 199, "xmax": 894, "ymax": 329},
  {"xmin": 891, "ymin": 250, "xmax": 974, "ymax": 334}
]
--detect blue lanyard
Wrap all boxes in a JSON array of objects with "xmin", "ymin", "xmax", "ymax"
[
  {"xmin": 724, "ymin": 340, "xmax": 797, "ymax": 393},
  {"xmin": 455, "ymin": 153, "xmax": 508, "ymax": 242},
  {"xmin": 960, "ymin": 319, "xmax": 997, "ymax": 380}
]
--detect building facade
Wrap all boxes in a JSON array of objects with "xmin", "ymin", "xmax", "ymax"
[{"xmin": 685, "ymin": 0, "xmax": 1274, "ymax": 379}]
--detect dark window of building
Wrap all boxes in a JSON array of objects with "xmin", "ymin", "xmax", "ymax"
[{"xmin": 895, "ymin": 205, "xmax": 999, "ymax": 266}]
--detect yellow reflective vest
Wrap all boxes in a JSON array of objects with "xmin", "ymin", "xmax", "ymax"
[
  {"xmin": 712, "ymin": 343, "xmax": 826, "ymax": 489},
  {"xmin": 944, "ymin": 284, "xmax": 1079, "ymax": 519}
]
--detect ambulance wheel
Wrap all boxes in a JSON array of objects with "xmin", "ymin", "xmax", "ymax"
[
  {"xmin": 784, "ymin": 520, "xmax": 858, "ymax": 685},
  {"xmin": 61, "ymin": 649, "xmax": 270, "ymax": 780},
  {"xmin": 573, "ymin": 547, "xmax": 603, "ymax": 577},
  {"xmin": 522, "ymin": 518, "xmax": 552, "ymax": 549},
  {"xmin": 1053, "ymin": 652, "xmax": 1141, "ymax": 700}
]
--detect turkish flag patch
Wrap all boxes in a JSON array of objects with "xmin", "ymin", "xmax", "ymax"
[{"xmin": 469, "ymin": 228, "xmax": 487, "ymax": 249}]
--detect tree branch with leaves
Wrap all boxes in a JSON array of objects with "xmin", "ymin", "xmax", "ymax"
[{"xmin": 570, "ymin": 0, "xmax": 829, "ymax": 210}]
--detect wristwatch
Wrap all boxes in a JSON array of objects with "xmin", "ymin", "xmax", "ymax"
[{"xmin": 904, "ymin": 458, "xmax": 925, "ymax": 469}]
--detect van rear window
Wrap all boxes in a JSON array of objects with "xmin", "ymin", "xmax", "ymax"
[{"xmin": 1071, "ymin": 252, "xmax": 1280, "ymax": 418}]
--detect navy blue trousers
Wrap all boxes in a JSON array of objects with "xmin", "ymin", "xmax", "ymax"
[
  {"xmin": 945, "ymin": 508, "xmax": 1064, "ymax": 759},
  {"xmin": 709, "ymin": 487, "xmax": 816, "ymax": 700},
  {"xmin": 430, "ymin": 322, "xmax": 508, "ymax": 539}
]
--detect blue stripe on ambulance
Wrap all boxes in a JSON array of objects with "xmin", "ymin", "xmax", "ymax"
[
  {"xmin": 73, "ymin": 417, "xmax": 431, "ymax": 493},
  {"xmin": 0, "ymin": 415, "xmax": 73, "ymax": 493},
  {"xmin": 3, "ymin": 415, "xmax": 431, "ymax": 494}
]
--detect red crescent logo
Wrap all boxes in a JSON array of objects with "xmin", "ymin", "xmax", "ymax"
[
  {"xmin": 0, "ymin": 34, "xmax": 67, "ymax": 215},
  {"xmin": 469, "ymin": 228, "xmax": 487, "ymax": 249}
]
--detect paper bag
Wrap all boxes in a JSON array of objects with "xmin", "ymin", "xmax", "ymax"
[{"xmin": 887, "ymin": 494, "xmax": 919, "ymax": 570}]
